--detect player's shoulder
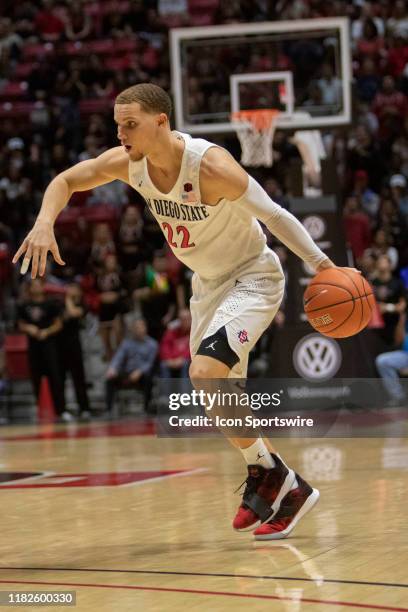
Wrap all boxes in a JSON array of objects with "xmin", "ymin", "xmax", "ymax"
[{"xmin": 200, "ymin": 145, "xmax": 248, "ymax": 202}]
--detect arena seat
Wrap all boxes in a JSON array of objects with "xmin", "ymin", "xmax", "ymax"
[
  {"xmin": 79, "ymin": 99, "xmax": 111, "ymax": 115},
  {"xmin": 55, "ymin": 206, "xmax": 84, "ymax": 235},
  {"xmin": 3, "ymin": 334, "xmax": 31, "ymax": 415},
  {"xmin": 83, "ymin": 204, "xmax": 118, "ymax": 229},
  {"xmin": 13, "ymin": 63, "xmax": 37, "ymax": 79},
  {"xmin": 86, "ymin": 40, "xmax": 116, "ymax": 55},
  {"xmin": 188, "ymin": 0, "xmax": 219, "ymax": 25},
  {"xmin": 0, "ymin": 82, "xmax": 28, "ymax": 100},
  {"xmin": 0, "ymin": 102, "xmax": 35, "ymax": 119},
  {"xmin": 22, "ymin": 42, "xmax": 54, "ymax": 60}
]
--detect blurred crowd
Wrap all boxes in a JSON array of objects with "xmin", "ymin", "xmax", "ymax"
[{"xmin": 1, "ymin": 0, "xmax": 408, "ymax": 415}]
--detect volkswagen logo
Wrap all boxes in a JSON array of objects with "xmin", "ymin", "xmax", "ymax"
[
  {"xmin": 293, "ymin": 333, "xmax": 342, "ymax": 381},
  {"xmin": 303, "ymin": 215, "xmax": 326, "ymax": 240}
]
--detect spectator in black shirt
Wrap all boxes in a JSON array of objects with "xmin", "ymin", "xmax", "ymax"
[
  {"xmin": 133, "ymin": 251, "xmax": 176, "ymax": 340},
  {"xmin": 17, "ymin": 278, "xmax": 67, "ymax": 419},
  {"xmin": 372, "ymin": 254, "xmax": 407, "ymax": 348},
  {"xmin": 58, "ymin": 284, "xmax": 91, "ymax": 420}
]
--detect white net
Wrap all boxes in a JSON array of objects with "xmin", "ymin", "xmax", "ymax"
[{"xmin": 231, "ymin": 109, "xmax": 279, "ymax": 168}]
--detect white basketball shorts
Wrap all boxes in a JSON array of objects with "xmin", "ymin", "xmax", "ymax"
[{"xmin": 189, "ymin": 246, "xmax": 285, "ymax": 377}]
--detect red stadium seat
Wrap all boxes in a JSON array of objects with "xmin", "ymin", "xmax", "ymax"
[
  {"xmin": 0, "ymin": 102, "xmax": 35, "ymax": 119},
  {"xmin": 114, "ymin": 39, "xmax": 139, "ymax": 54},
  {"xmin": 188, "ymin": 0, "xmax": 219, "ymax": 25},
  {"xmin": 22, "ymin": 42, "xmax": 55, "ymax": 60},
  {"xmin": 84, "ymin": 204, "xmax": 118, "ymax": 228},
  {"xmin": 86, "ymin": 40, "xmax": 116, "ymax": 55},
  {"xmin": 13, "ymin": 62, "xmax": 37, "ymax": 79},
  {"xmin": 105, "ymin": 56, "xmax": 132, "ymax": 71},
  {"xmin": 79, "ymin": 99, "xmax": 112, "ymax": 115},
  {"xmin": 64, "ymin": 41, "xmax": 87, "ymax": 56},
  {"xmin": 0, "ymin": 82, "xmax": 28, "ymax": 100},
  {"xmin": 4, "ymin": 335, "xmax": 30, "ymax": 381},
  {"xmin": 0, "ymin": 244, "xmax": 11, "ymax": 284}
]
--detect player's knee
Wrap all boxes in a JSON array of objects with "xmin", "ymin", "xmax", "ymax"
[{"xmin": 189, "ymin": 356, "xmax": 229, "ymax": 380}]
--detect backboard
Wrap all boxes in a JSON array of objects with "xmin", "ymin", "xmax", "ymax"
[{"xmin": 170, "ymin": 18, "xmax": 351, "ymax": 134}]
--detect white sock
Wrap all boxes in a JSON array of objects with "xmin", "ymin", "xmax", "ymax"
[
  {"xmin": 240, "ymin": 439, "xmax": 275, "ymax": 469},
  {"xmin": 290, "ymin": 477, "xmax": 299, "ymax": 490}
]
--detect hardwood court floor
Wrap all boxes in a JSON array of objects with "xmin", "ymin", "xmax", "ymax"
[{"xmin": 0, "ymin": 419, "xmax": 407, "ymax": 611}]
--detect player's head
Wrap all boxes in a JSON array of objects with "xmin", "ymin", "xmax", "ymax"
[{"xmin": 114, "ymin": 83, "xmax": 172, "ymax": 159}]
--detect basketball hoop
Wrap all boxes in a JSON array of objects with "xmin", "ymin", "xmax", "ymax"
[{"xmin": 231, "ymin": 109, "xmax": 280, "ymax": 167}]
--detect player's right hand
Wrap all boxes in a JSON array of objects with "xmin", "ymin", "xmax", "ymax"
[{"xmin": 12, "ymin": 220, "xmax": 65, "ymax": 279}]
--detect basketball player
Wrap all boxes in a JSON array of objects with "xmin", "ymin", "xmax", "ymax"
[{"xmin": 13, "ymin": 84, "xmax": 350, "ymax": 540}]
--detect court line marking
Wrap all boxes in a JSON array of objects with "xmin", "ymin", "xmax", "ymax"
[
  {"xmin": 0, "ymin": 579, "xmax": 406, "ymax": 611},
  {"xmin": 119, "ymin": 467, "xmax": 208, "ymax": 487},
  {"xmin": 0, "ymin": 568, "xmax": 407, "ymax": 590}
]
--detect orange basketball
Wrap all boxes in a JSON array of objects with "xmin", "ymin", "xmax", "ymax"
[{"xmin": 303, "ymin": 268, "xmax": 375, "ymax": 338}]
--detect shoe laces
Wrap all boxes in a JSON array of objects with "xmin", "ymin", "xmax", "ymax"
[{"xmin": 234, "ymin": 466, "xmax": 264, "ymax": 496}]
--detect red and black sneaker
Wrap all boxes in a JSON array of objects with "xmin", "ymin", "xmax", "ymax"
[
  {"xmin": 253, "ymin": 473, "xmax": 319, "ymax": 540},
  {"xmin": 232, "ymin": 454, "xmax": 295, "ymax": 532}
]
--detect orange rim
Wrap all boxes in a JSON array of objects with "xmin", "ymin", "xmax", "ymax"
[{"xmin": 231, "ymin": 109, "xmax": 280, "ymax": 131}]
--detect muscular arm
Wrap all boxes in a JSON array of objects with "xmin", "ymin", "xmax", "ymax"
[
  {"xmin": 13, "ymin": 147, "xmax": 129, "ymax": 278},
  {"xmin": 38, "ymin": 147, "xmax": 129, "ymax": 224},
  {"xmin": 200, "ymin": 147, "xmax": 334, "ymax": 271}
]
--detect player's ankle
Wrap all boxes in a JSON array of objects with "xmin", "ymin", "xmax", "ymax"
[{"xmin": 239, "ymin": 438, "xmax": 275, "ymax": 469}]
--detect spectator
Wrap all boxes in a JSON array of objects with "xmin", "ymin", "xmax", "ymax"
[
  {"xmin": 96, "ymin": 253, "xmax": 124, "ymax": 361},
  {"xmin": 390, "ymin": 173, "xmax": 408, "ymax": 217},
  {"xmin": 347, "ymin": 125, "xmax": 384, "ymax": 191},
  {"xmin": 375, "ymin": 197, "xmax": 407, "ymax": 250},
  {"xmin": 88, "ymin": 180, "xmax": 129, "ymax": 208},
  {"xmin": 376, "ymin": 311, "xmax": 408, "ymax": 407},
  {"xmin": 387, "ymin": 34, "xmax": 408, "ymax": 79},
  {"xmin": 90, "ymin": 222, "xmax": 116, "ymax": 273},
  {"xmin": 58, "ymin": 284, "xmax": 91, "ymax": 420},
  {"xmin": 372, "ymin": 75, "xmax": 408, "ymax": 141},
  {"xmin": 17, "ymin": 278, "xmax": 68, "ymax": 420},
  {"xmin": 159, "ymin": 309, "xmax": 191, "ymax": 378},
  {"xmin": 34, "ymin": 0, "xmax": 66, "ymax": 42},
  {"xmin": 105, "ymin": 318, "xmax": 158, "ymax": 413},
  {"xmin": 343, "ymin": 195, "xmax": 371, "ymax": 262},
  {"xmin": 64, "ymin": 0, "xmax": 92, "ymax": 42},
  {"xmin": 356, "ymin": 58, "xmax": 381, "ymax": 104},
  {"xmin": 316, "ymin": 63, "xmax": 342, "ymax": 107},
  {"xmin": 0, "ymin": 17, "xmax": 23, "ymax": 65},
  {"xmin": 356, "ymin": 19, "xmax": 385, "ymax": 65},
  {"xmin": 351, "ymin": 3, "xmax": 385, "ymax": 41},
  {"xmin": 372, "ymin": 255, "xmax": 407, "ymax": 348},
  {"xmin": 364, "ymin": 228, "xmax": 399, "ymax": 271},
  {"xmin": 117, "ymin": 205, "xmax": 144, "ymax": 272},
  {"xmin": 352, "ymin": 169, "xmax": 380, "ymax": 218},
  {"xmin": 133, "ymin": 251, "xmax": 176, "ymax": 340},
  {"xmin": 387, "ymin": 0, "xmax": 408, "ymax": 39}
]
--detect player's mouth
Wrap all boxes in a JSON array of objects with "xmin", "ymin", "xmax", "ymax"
[{"xmin": 124, "ymin": 145, "xmax": 132, "ymax": 152}]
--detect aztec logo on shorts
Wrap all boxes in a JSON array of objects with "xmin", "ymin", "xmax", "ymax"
[{"xmin": 238, "ymin": 330, "xmax": 249, "ymax": 344}]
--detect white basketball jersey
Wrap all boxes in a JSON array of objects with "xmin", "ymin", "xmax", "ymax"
[{"xmin": 128, "ymin": 132, "xmax": 267, "ymax": 279}]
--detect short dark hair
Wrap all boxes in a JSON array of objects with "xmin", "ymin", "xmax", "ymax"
[{"xmin": 115, "ymin": 83, "xmax": 172, "ymax": 118}]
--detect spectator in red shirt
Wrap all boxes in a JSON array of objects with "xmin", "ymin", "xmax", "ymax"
[
  {"xmin": 159, "ymin": 309, "xmax": 191, "ymax": 378},
  {"xmin": 387, "ymin": 35, "xmax": 408, "ymax": 79},
  {"xmin": 356, "ymin": 18, "xmax": 385, "ymax": 66},
  {"xmin": 35, "ymin": 0, "xmax": 66, "ymax": 42},
  {"xmin": 372, "ymin": 75, "xmax": 408, "ymax": 141},
  {"xmin": 343, "ymin": 195, "xmax": 371, "ymax": 263}
]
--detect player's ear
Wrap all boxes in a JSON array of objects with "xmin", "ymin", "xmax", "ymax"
[{"xmin": 157, "ymin": 113, "xmax": 168, "ymax": 127}]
